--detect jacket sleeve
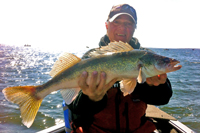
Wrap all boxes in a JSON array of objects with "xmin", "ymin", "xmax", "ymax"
[{"xmin": 134, "ymin": 78, "xmax": 173, "ymax": 105}]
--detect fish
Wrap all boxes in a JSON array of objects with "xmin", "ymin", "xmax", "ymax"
[{"xmin": 2, "ymin": 41, "xmax": 182, "ymax": 128}]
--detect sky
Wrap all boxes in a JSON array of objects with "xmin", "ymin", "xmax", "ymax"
[{"xmin": 0, "ymin": 0, "xmax": 200, "ymax": 51}]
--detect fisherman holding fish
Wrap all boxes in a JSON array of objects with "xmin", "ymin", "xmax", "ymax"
[
  {"xmin": 3, "ymin": 3, "xmax": 182, "ymax": 132},
  {"xmin": 67, "ymin": 4, "xmax": 173, "ymax": 133}
]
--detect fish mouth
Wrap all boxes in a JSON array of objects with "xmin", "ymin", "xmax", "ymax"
[{"xmin": 167, "ymin": 59, "xmax": 182, "ymax": 72}]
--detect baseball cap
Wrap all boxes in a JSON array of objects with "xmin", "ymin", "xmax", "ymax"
[{"xmin": 107, "ymin": 4, "xmax": 137, "ymax": 25}]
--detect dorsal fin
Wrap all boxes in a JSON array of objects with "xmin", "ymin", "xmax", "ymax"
[
  {"xmin": 90, "ymin": 41, "xmax": 134, "ymax": 57},
  {"xmin": 49, "ymin": 53, "xmax": 81, "ymax": 77}
]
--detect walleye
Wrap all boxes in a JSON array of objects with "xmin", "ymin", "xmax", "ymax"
[{"xmin": 2, "ymin": 42, "xmax": 181, "ymax": 128}]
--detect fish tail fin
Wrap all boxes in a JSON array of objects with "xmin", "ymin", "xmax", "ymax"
[{"xmin": 2, "ymin": 86, "xmax": 43, "ymax": 128}]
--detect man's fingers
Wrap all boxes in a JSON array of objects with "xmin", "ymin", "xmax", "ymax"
[
  {"xmin": 160, "ymin": 73, "xmax": 167, "ymax": 78},
  {"xmin": 146, "ymin": 76, "xmax": 158, "ymax": 86},
  {"xmin": 78, "ymin": 71, "xmax": 88, "ymax": 89},
  {"xmin": 159, "ymin": 74, "xmax": 167, "ymax": 83},
  {"xmin": 146, "ymin": 77, "xmax": 152, "ymax": 86},
  {"xmin": 146, "ymin": 74, "xmax": 167, "ymax": 86},
  {"xmin": 97, "ymin": 72, "xmax": 107, "ymax": 91},
  {"xmin": 90, "ymin": 71, "xmax": 98, "ymax": 89}
]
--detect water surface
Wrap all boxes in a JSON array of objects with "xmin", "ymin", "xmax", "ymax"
[{"xmin": 0, "ymin": 45, "xmax": 199, "ymax": 132}]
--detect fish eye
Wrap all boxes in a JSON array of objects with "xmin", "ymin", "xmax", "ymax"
[{"xmin": 164, "ymin": 57, "xmax": 170, "ymax": 63}]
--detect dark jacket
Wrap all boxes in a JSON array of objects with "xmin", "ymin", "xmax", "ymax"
[{"xmin": 68, "ymin": 35, "xmax": 172, "ymax": 132}]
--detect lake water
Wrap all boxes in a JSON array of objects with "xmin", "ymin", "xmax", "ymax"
[{"xmin": 0, "ymin": 44, "xmax": 199, "ymax": 132}]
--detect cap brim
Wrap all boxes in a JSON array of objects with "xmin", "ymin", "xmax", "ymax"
[{"xmin": 109, "ymin": 13, "xmax": 136, "ymax": 23}]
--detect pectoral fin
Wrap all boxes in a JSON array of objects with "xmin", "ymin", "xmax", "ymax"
[
  {"xmin": 137, "ymin": 67, "xmax": 146, "ymax": 83},
  {"xmin": 120, "ymin": 79, "xmax": 137, "ymax": 96},
  {"xmin": 60, "ymin": 88, "xmax": 80, "ymax": 105}
]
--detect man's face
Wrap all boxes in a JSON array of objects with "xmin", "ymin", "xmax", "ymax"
[{"xmin": 106, "ymin": 14, "xmax": 136, "ymax": 43}]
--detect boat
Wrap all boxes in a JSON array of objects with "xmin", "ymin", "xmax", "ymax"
[
  {"xmin": 37, "ymin": 103, "xmax": 195, "ymax": 133},
  {"xmin": 24, "ymin": 44, "xmax": 31, "ymax": 47}
]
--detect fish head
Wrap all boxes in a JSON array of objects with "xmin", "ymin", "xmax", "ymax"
[
  {"xmin": 154, "ymin": 55, "xmax": 182, "ymax": 73},
  {"xmin": 139, "ymin": 51, "xmax": 182, "ymax": 76}
]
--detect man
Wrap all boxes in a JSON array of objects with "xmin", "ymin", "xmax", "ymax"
[{"xmin": 68, "ymin": 4, "xmax": 172, "ymax": 133}]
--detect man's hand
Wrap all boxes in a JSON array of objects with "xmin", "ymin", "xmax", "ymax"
[
  {"xmin": 146, "ymin": 73, "xmax": 167, "ymax": 86},
  {"xmin": 78, "ymin": 71, "xmax": 117, "ymax": 102}
]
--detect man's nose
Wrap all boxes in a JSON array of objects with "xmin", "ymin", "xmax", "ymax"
[{"xmin": 118, "ymin": 23, "xmax": 127, "ymax": 29}]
